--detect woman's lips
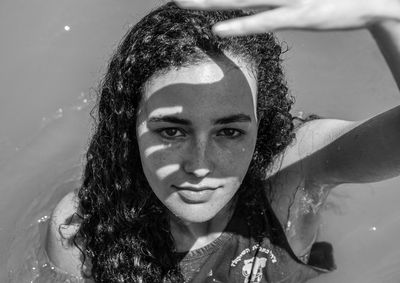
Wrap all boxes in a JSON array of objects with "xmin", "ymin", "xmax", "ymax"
[{"xmin": 172, "ymin": 185, "xmax": 218, "ymax": 203}]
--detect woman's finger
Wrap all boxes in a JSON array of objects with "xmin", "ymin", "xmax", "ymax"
[
  {"xmin": 174, "ymin": 0, "xmax": 290, "ymax": 10},
  {"xmin": 212, "ymin": 8, "xmax": 300, "ymax": 36}
]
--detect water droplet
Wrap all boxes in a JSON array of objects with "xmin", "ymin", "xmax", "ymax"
[
  {"xmin": 369, "ymin": 226, "xmax": 377, "ymax": 231},
  {"xmin": 64, "ymin": 25, "xmax": 71, "ymax": 31},
  {"xmin": 285, "ymin": 220, "xmax": 292, "ymax": 231}
]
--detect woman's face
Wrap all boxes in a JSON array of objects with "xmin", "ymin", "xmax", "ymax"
[{"xmin": 136, "ymin": 54, "xmax": 258, "ymax": 223}]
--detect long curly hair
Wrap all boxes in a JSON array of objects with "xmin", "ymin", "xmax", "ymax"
[{"xmin": 74, "ymin": 2, "xmax": 295, "ymax": 282}]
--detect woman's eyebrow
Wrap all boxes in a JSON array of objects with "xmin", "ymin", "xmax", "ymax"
[
  {"xmin": 213, "ymin": 114, "xmax": 252, "ymax": 125},
  {"xmin": 148, "ymin": 116, "xmax": 191, "ymax": 125},
  {"xmin": 147, "ymin": 114, "xmax": 252, "ymax": 125}
]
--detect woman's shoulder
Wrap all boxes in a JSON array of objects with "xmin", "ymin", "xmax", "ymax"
[
  {"xmin": 46, "ymin": 190, "xmax": 83, "ymax": 277},
  {"xmin": 267, "ymin": 118, "xmax": 351, "ymax": 259}
]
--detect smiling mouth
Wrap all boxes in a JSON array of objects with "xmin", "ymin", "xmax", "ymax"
[
  {"xmin": 173, "ymin": 185, "xmax": 218, "ymax": 191},
  {"xmin": 172, "ymin": 185, "xmax": 219, "ymax": 203}
]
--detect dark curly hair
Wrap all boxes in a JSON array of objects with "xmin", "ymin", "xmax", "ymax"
[{"xmin": 74, "ymin": 2, "xmax": 295, "ymax": 282}]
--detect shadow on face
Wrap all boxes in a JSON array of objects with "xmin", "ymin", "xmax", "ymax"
[{"xmin": 135, "ymin": 53, "xmax": 259, "ymax": 224}]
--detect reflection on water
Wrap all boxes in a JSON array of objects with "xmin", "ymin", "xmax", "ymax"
[
  {"xmin": 309, "ymin": 182, "xmax": 400, "ymax": 283},
  {"xmin": 7, "ymin": 177, "xmax": 83, "ymax": 283},
  {"xmin": 1, "ymin": 97, "xmax": 92, "ymax": 282}
]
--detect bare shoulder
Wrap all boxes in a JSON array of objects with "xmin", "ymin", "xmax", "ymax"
[
  {"xmin": 268, "ymin": 118, "xmax": 356, "ymax": 215},
  {"xmin": 268, "ymin": 118, "xmax": 355, "ymax": 257},
  {"xmin": 46, "ymin": 190, "xmax": 83, "ymax": 276}
]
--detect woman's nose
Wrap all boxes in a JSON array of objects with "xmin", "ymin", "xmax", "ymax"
[{"xmin": 183, "ymin": 138, "xmax": 214, "ymax": 177}]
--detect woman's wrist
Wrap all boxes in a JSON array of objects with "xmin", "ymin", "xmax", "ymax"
[
  {"xmin": 368, "ymin": 16, "xmax": 400, "ymax": 36},
  {"xmin": 369, "ymin": 0, "xmax": 400, "ymax": 23}
]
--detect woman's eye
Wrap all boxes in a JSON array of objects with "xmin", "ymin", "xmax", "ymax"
[
  {"xmin": 158, "ymin": 128, "xmax": 185, "ymax": 139},
  {"xmin": 217, "ymin": 129, "xmax": 243, "ymax": 138}
]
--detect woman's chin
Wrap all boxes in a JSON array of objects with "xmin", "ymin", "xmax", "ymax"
[
  {"xmin": 161, "ymin": 189, "xmax": 237, "ymax": 224},
  {"xmin": 166, "ymin": 197, "xmax": 235, "ymax": 225},
  {"xmin": 169, "ymin": 203, "xmax": 221, "ymax": 223}
]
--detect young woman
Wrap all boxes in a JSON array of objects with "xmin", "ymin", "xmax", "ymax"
[{"xmin": 46, "ymin": 1, "xmax": 400, "ymax": 282}]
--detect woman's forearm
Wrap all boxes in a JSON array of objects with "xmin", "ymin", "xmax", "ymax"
[{"xmin": 369, "ymin": 5, "xmax": 400, "ymax": 90}]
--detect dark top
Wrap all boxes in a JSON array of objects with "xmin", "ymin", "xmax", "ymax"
[{"xmin": 176, "ymin": 203, "xmax": 336, "ymax": 283}]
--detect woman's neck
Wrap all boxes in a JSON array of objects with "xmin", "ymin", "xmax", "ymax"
[{"xmin": 170, "ymin": 202, "xmax": 235, "ymax": 252}]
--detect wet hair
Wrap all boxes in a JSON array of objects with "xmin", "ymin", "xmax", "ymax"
[{"xmin": 74, "ymin": 2, "xmax": 295, "ymax": 282}]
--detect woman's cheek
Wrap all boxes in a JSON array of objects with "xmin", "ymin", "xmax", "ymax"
[
  {"xmin": 217, "ymin": 142, "xmax": 254, "ymax": 175},
  {"xmin": 227, "ymin": 135, "xmax": 256, "ymax": 159},
  {"xmin": 149, "ymin": 145, "xmax": 184, "ymax": 181}
]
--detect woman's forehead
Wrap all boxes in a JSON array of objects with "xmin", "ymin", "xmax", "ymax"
[{"xmin": 140, "ymin": 55, "xmax": 258, "ymax": 121}]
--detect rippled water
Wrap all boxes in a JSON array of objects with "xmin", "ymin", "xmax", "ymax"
[
  {"xmin": 1, "ymin": 0, "xmax": 399, "ymax": 282},
  {"xmin": 2, "ymin": 96, "xmax": 91, "ymax": 282}
]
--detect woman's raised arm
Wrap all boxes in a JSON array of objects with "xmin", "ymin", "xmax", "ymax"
[
  {"xmin": 370, "ymin": 21, "xmax": 400, "ymax": 89},
  {"xmin": 294, "ymin": 21, "xmax": 400, "ymax": 185},
  {"xmin": 174, "ymin": 0, "xmax": 400, "ymax": 186},
  {"xmin": 174, "ymin": 0, "xmax": 400, "ymax": 35}
]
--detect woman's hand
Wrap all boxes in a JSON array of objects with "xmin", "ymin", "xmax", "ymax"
[{"xmin": 174, "ymin": 0, "xmax": 400, "ymax": 36}]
